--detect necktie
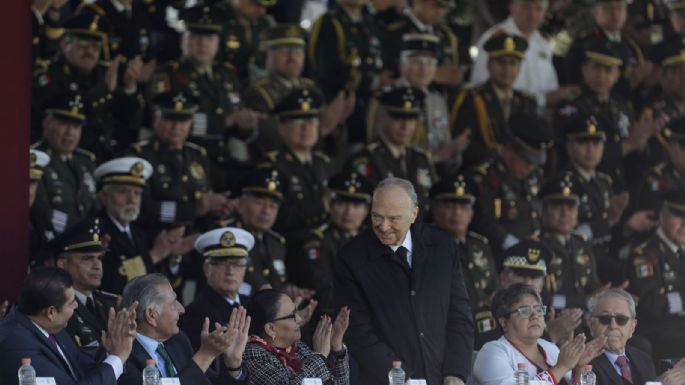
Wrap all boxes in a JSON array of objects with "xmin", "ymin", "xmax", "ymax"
[
  {"xmin": 48, "ymin": 334, "xmax": 59, "ymax": 350},
  {"xmin": 395, "ymin": 246, "xmax": 410, "ymax": 269},
  {"xmin": 615, "ymin": 355, "xmax": 633, "ymax": 384},
  {"xmin": 86, "ymin": 297, "xmax": 97, "ymax": 315},
  {"xmin": 48, "ymin": 334, "xmax": 77, "ymax": 378},
  {"xmin": 156, "ymin": 343, "xmax": 176, "ymax": 377}
]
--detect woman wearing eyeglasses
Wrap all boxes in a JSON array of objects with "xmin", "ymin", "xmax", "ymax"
[
  {"xmin": 243, "ymin": 289, "xmax": 350, "ymax": 385},
  {"xmin": 473, "ymin": 283, "xmax": 606, "ymax": 385}
]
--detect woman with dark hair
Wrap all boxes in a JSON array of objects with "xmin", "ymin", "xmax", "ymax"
[
  {"xmin": 244, "ymin": 289, "xmax": 350, "ymax": 385},
  {"xmin": 473, "ymin": 283, "xmax": 606, "ymax": 385}
]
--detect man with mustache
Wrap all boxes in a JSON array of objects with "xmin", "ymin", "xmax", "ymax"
[{"xmin": 94, "ymin": 157, "xmax": 196, "ymax": 294}]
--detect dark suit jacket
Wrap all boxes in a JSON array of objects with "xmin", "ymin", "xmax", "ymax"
[
  {"xmin": 591, "ymin": 347, "xmax": 656, "ymax": 385},
  {"xmin": 0, "ymin": 308, "xmax": 117, "ymax": 385},
  {"xmin": 118, "ymin": 331, "xmax": 243, "ymax": 385},
  {"xmin": 335, "ymin": 223, "xmax": 475, "ymax": 385},
  {"xmin": 179, "ymin": 286, "xmax": 249, "ymax": 351}
]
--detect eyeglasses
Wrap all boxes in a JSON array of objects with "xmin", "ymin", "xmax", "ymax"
[
  {"xmin": 508, "ymin": 304, "xmax": 547, "ymax": 318},
  {"xmin": 208, "ymin": 259, "xmax": 248, "ymax": 269},
  {"xmin": 270, "ymin": 310, "xmax": 297, "ymax": 322},
  {"xmin": 592, "ymin": 314, "xmax": 632, "ymax": 326}
]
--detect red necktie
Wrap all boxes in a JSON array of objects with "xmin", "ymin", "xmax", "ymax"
[
  {"xmin": 48, "ymin": 334, "xmax": 59, "ymax": 350},
  {"xmin": 615, "ymin": 355, "xmax": 633, "ymax": 384}
]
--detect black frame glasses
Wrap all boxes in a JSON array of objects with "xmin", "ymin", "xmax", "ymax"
[
  {"xmin": 592, "ymin": 314, "xmax": 632, "ymax": 326},
  {"xmin": 508, "ymin": 304, "xmax": 547, "ymax": 318},
  {"xmin": 270, "ymin": 310, "xmax": 297, "ymax": 322}
]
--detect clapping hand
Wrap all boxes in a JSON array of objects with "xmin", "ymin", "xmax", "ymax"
[
  {"xmin": 312, "ymin": 315, "xmax": 332, "ymax": 357},
  {"xmin": 555, "ymin": 334, "xmax": 587, "ymax": 373},
  {"xmin": 195, "ymin": 317, "xmax": 237, "ymax": 372},
  {"xmin": 330, "ymin": 307, "xmax": 350, "ymax": 352},
  {"xmin": 102, "ymin": 301, "xmax": 138, "ymax": 362},
  {"xmin": 223, "ymin": 307, "xmax": 251, "ymax": 371},
  {"xmin": 294, "ymin": 296, "xmax": 318, "ymax": 327},
  {"xmin": 546, "ymin": 308, "xmax": 583, "ymax": 344},
  {"xmin": 576, "ymin": 335, "xmax": 607, "ymax": 367}
]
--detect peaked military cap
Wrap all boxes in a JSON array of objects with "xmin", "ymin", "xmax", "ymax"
[
  {"xmin": 429, "ymin": 174, "xmax": 476, "ymax": 205},
  {"xmin": 181, "ymin": 5, "xmax": 227, "ymax": 35},
  {"xmin": 154, "ymin": 90, "xmax": 199, "ymax": 120},
  {"xmin": 49, "ymin": 217, "xmax": 105, "ymax": 256},
  {"xmin": 539, "ymin": 172, "xmax": 582, "ymax": 205},
  {"xmin": 667, "ymin": 0, "xmax": 685, "ymax": 11},
  {"xmin": 508, "ymin": 113, "xmax": 553, "ymax": 166},
  {"xmin": 253, "ymin": 0, "xmax": 278, "ymax": 7},
  {"xmin": 94, "ymin": 157, "xmax": 153, "ymax": 188},
  {"xmin": 662, "ymin": 115, "xmax": 685, "ymax": 142},
  {"xmin": 378, "ymin": 85, "xmax": 425, "ymax": 119},
  {"xmin": 565, "ymin": 114, "xmax": 607, "ymax": 141},
  {"xmin": 63, "ymin": 12, "xmax": 111, "ymax": 41},
  {"xmin": 328, "ymin": 171, "xmax": 373, "ymax": 203},
  {"xmin": 500, "ymin": 239, "xmax": 550, "ymax": 276},
  {"xmin": 657, "ymin": 39, "xmax": 685, "ymax": 67},
  {"xmin": 30, "ymin": 149, "xmax": 50, "ymax": 181},
  {"xmin": 261, "ymin": 24, "xmax": 305, "ymax": 48},
  {"xmin": 583, "ymin": 37, "xmax": 624, "ymax": 67},
  {"xmin": 483, "ymin": 32, "xmax": 528, "ymax": 60},
  {"xmin": 662, "ymin": 189, "xmax": 685, "ymax": 217},
  {"xmin": 195, "ymin": 227, "xmax": 255, "ymax": 260},
  {"xmin": 273, "ymin": 87, "xmax": 323, "ymax": 119},
  {"xmin": 401, "ymin": 33, "xmax": 440, "ymax": 57},
  {"xmin": 43, "ymin": 91, "xmax": 86, "ymax": 124},
  {"xmin": 240, "ymin": 168, "xmax": 283, "ymax": 201}
]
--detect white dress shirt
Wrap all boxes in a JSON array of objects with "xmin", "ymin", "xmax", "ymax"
[
  {"xmin": 389, "ymin": 230, "xmax": 413, "ymax": 267},
  {"xmin": 136, "ymin": 333, "xmax": 177, "ymax": 377}
]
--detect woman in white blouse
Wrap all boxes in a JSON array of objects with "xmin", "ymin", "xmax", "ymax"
[{"xmin": 473, "ymin": 284, "xmax": 606, "ymax": 385}]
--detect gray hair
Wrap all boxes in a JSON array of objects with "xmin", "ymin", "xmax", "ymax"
[
  {"xmin": 492, "ymin": 283, "xmax": 542, "ymax": 321},
  {"xmin": 373, "ymin": 177, "xmax": 418, "ymax": 208},
  {"xmin": 122, "ymin": 273, "xmax": 170, "ymax": 323},
  {"xmin": 587, "ymin": 288, "xmax": 636, "ymax": 319}
]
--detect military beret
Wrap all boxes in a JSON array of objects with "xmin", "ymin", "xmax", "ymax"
[
  {"xmin": 662, "ymin": 115, "xmax": 685, "ymax": 141},
  {"xmin": 565, "ymin": 114, "xmax": 607, "ymax": 141},
  {"xmin": 483, "ymin": 32, "xmax": 528, "ymax": 60},
  {"xmin": 500, "ymin": 239, "xmax": 550, "ymax": 277},
  {"xmin": 429, "ymin": 174, "xmax": 476, "ymax": 205},
  {"xmin": 328, "ymin": 171, "xmax": 373, "ymax": 203},
  {"xmin": 30, "ymin": 149, "xmax": 50, "ymax": 181},
  {"xmin": 240, "ymin": 168, "xmax": 283, "ymax": 201},
  {"xmin": 153, "ymin": 91, "xmax": 199, "ymax": 120},
  {"xmin": 378, "ymin": 85, "xmax": 425, "ymax": 119},
  {"xmin": 63, "ymin": 12, "xmax": 111, "ymax": 41},
  {"xmin": 273, "ymin": 87, "xmax": 323, "ymax": 120},
  {"xmin": 195, "ymin": 227, "xmax": 255, "ymax": 261},
  {"xmin": 261, "ymin": 24, "xmax": 305, "ymax": 48},
  {"xmin": 181, "ymin": 5, "xmax": 227, "ymax": 35},
  {"xmin": 43, "ymin": 91, "xmax": 86, "ymax": 124},
  {"xmin": 539, "ymin": 172, "xmax": 582, "ymax": 205},
  {"xmin": 662, "ymin": 189, "xmax": 685, "ymax": 217},
  {"xmin": 94, "ymin": 157, "xmax": 153, "ymax": 188},
  {"xmin": 508, "ymin": 113, "xmax": 553, "ymax": 166},
  {"xmin": 401, "ymin": 33, "xmax": 440, "ymax": 57},
  {"xmin": 583, "ymin": 37, "xmax": 624, "ymax": 67},
  {"xmin": 49, "ymin": 217, "xmax": 105, "ymax": 257}
]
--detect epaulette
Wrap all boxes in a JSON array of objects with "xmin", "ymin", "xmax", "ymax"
[
  {"xmin": 266, "ymin": 229, "xmax": 286, "ymax": 244},
  {"xmin": 74, "ymin": 148, "xmax": 96, "ymax": 163},
  {"xmin": 185, "ymin": 142, "xmax": 207, "ymax": 156},
  {"xmin": 467, "ymin": 231, "xmax": 489, "ymax": 244},
  {"xmin": 313, "ymin": 151, "xmax": 330, "ymax": 163}
]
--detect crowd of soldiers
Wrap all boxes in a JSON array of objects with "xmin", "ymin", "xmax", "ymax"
[{"xmin": 24, "ymin": 0, "xmax": 685, "ymax": 370}]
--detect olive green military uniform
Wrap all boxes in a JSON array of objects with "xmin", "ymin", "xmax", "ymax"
[
  {"xmin": 30, "ymin": 143, "xmax": 98, "ymax": 234},
  {"xmin": 541, "ymin": 231, "xmax": 602, "ymax": 310},
  {"xmin": 65, "ymin": 290, "xmax": 119, "ymax": 354},
  {"xmin": 635, "ymin": 161, "xmax": 685, "ymax": 212},
  {"xmin": 565, "ymin": 167, "xmax": 613, "ymax": 253}
]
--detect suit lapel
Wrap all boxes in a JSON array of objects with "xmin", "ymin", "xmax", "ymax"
[
  {"xmin": 74, "ymin": 297, "xmax": 105, "ymax": 332},
  {"xmin": 597, "ymin": 354, "xmax": 626, "ymax": 385}
]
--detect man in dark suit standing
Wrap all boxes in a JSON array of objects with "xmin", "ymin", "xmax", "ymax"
[
  {"xmin": 335, "ymin": 177, "xmax": 474, "ymax": 385},
  {"xmin": 118, "ymin": 273, "xmax": 249, "ymax": 385},
  {"xmin": 0, "ymin": 267, "xmax": 136, "ymax": 385}
]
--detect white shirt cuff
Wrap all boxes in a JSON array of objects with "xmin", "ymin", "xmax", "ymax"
[{"xmin": 104, "ymin": 355, "xmax": 124, "ymax": 379}]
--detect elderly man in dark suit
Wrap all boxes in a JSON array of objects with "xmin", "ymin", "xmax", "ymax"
[
  {"xmin": 0, "ymin": 267, "xmax": 136, "ymax": 385},
  {"xmin": 335, "ymin": 177, "xmax": 474, "ymax": 385},
  {"xmin": 118, "ymin": 273, "xmax": 249, "ymax": 385}
]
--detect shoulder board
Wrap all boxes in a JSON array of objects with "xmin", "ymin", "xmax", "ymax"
[
  {"xmin": 467, "ymin": 231, "xmax": 489, "ymax": 244},
  {"xmin": 74, "ymin": 148, "xmax": 96, "ymax": 163},
  {"xmin": 94, "ymin": 290, "xmax": 119, "ymax": 300},
  {"xmin": 313, "ymin": 151, "xmax": 330, "ymax": 163},
  {"xmin": 266, "ymin": 229, "xmax": 286, "ymax": 244},
  {"xmin": 185, "ymin": 142, "xmax": 207, "ymax": 156}
]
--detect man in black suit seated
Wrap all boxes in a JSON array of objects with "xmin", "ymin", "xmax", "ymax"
[
  {"xmin": 587, "ymin": 288, "xmax": 685, "ymax": 385},
  {"xmin": 118, "ymin": 273, "xmax": 249, "ymax": 385},
  {"xmin": 0, "ymin": 267, "xmax": 137, "ymax": 385}
]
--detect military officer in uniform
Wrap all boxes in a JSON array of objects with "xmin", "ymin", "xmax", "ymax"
[
  {"xmin": 308, "ymin": 0, "xmax": 384, "ymax": 144},
  {"xmin": 451, "ymin": 32, "xmax": 538, "ymax": 167},
  {"xmin": 260, "ymin": 87, "xmax": 332, "ymax": 237},
  {"xmin": 538, "ymin": 172, "xmax": 605, "ymax": 311},
  {"xmin": 298, "ymin": 170, "xmax": 372, "ymax": 315},
  {"xmin": 29, "ymin": 149, "xmax": 54, "ymax": 267},
  {"xmin": 628, "ymin": 190, "xmax": 685, "ymax": 359},
  {"xmin": 31, "ymin": 91, "xmax": 98, "ymax": 235},
  {"xmin": 50, "ymin": 217, "xmax": 119, "ymax": 354},
  {"xmin": 469, "ymin": 113, "xmax": 551, "ymax": 255},
  {"xmin": 348, "ymin": 85, "xmax": 436, "ymax": 213},
  {"xmin": 31, "ymin": 11, "xmax": 145, "ymax": 160},
  {"xmin": 151, "ymin": 5, "xmax": 264, "ymax": 189},
  {"xmin": 428, "ymin": 174, "xmax": 498, "ymax": 349},
  {"xmin": 31, "ymin": 0, "xmax": 67, "ymax": 70}
]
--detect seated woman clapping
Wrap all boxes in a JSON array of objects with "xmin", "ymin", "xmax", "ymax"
[
  {"xmin": 243, "ymin": 289, "xmax": 350, "ymax": 385},
  {"xmin": 473, "ymin": 283, "xmax": 606, "ymax": 385}
]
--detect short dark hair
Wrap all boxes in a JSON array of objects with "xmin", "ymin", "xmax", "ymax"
[
  {"xmin": 491, "ymin": 283, "xmax": 541, "ymax": 328},
  {"xmin": 247, "ymin": 289, "xmax": 286, "ymax": 336},
  {"xmin": 17, "ymin": 267, "xmax": 73, "ymax": 316}
]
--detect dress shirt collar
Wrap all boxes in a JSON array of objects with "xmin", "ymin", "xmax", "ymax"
[
  {"xmin": 108, "ymin": 214, "xmax": 131, "ymax": 234},
  {"xmin": 389, "ymin": 229, "xmax": 413, "ymax": 253},
  {"xmin": 225, "ymin": 294, "xmax": 241, "ymax": 306},
  {"xmin": 605, "ymin": 350, "xmax": 628, "ymax": 376},
  {"xmin": 573, "ymin": 164, "xmax": 596, "ymax": 181},
  {"xmin": 73, "ymin": 289, "xmax": 93, "ymax": 306},
  {"xmin": 657, "ymin": 227, "xmax": 681, "ymax": 253}
]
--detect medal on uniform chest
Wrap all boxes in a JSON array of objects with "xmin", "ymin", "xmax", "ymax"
[
  {"xmin": 417, "ymin": 168, "xmax": 432, "ymax": 188},
  {"xmin": 189, "ymin": 161, "xmax": 206, "ymax": 180}
]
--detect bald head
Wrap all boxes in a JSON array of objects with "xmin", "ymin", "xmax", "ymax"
[{"xmin": 371, "ymin": 178, "xmax": 419, "ymax": 246}]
